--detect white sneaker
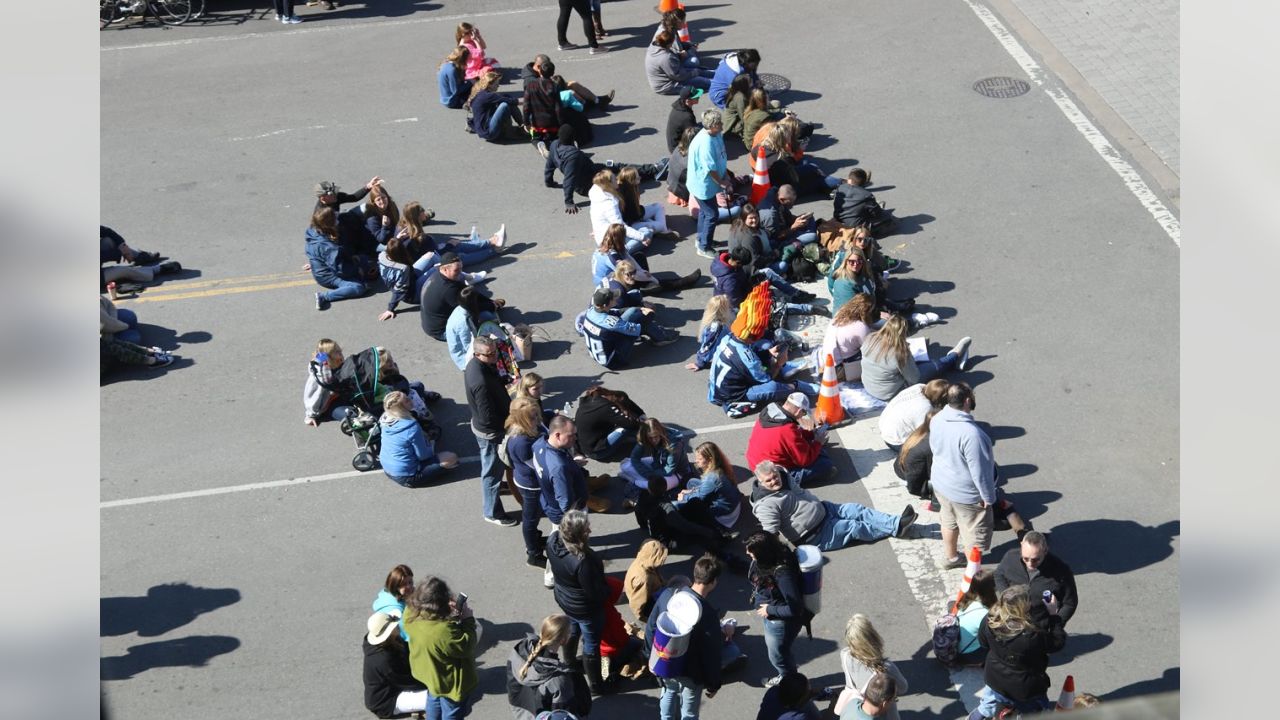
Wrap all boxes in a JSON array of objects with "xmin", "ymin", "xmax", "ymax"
[
  {"xmin": 952, "ymin": 336, "xmax": 973, "ymax": 370},
  {"xmin": 284, "ymin": 15, "xmax": 303, "ymax": 24},
  {"xmin": 493, "ymin": 223, "xmax": 507, "ymax": 249},
  {"xmin": 464, "ymin": 271, "xmax": 489, "ymax": 286},
  {"xmin": 276, "ymin": 13, "xmax": 284, "ymax": 21},
  {"xmin": 543, "ymin": 566, "xmax": 555, "ymax": 588}
]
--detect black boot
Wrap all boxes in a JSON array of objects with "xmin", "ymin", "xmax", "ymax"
[
  {"xmin": 559, "ymin": 632, "xmax": 582, "ymax": 671},
  {"xmin": 582, "ymin": 653, "xmax": 617, "ymax": 695},
  {"xmin": 656, "ymin": 269, "xmax": 701, "ymax": 292}
]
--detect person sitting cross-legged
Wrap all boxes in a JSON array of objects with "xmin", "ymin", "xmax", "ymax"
[
  {"xmin": 749, "ymin": 461, "xmax": 916, "ymax": 552},
  {"xmin": 707, "ymin": 282, "xmax": 817, "ymax": 417},
  {"xmin": 745, "ymin": 392, "xmax": 836, "ymax": 485},
  {"xmin": 576, "ymin": 285, "xmax": 677, "ymax": 369}
]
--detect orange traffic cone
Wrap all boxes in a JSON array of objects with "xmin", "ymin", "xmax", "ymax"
[
  {"xmin": 1055, "ymin": 676, "xmax": 1075, "ymax": 711},
  {"xmin": 815, "ymin": 353, "xmax": 845, "ymax": 425},
  {"xmin": 657, "ymin": 0, "xmax": 680, "ymax": 12},
  {"xmin": 748, "ymin": 145, "xmax": 771, "ymax": 206},
  {"xmin": 951, "ymin": 546, "xmax": 983, "ymax": 611},
  {"xmin": 678, "ymin": 22, "xmax": 692, "ymax": 45}
]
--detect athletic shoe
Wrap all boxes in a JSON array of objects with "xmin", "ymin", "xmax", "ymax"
[
  {"xmin": 276, "ymin": 13, "xmax": 284, "ymax": 21},
  {"xmin": 792, "ymin": 290, "xmax": 817, "ymax": 303},
  {"xmin": 494, "ymin": 223, "xmax": 507, "ymax": 249},
  {"xmin": 884, "ymin": 256, "xmax": 905, "ymax": 272},
  {"xmin": 536, "ymin": 140, "xmax": 549, "ymax": 159},
  {"xmin": 649, "ymin": 329, "xmax": 678, "ymax": 346},
  {"xmin": 157, "ymin": 261, "xmax": 182, "ymax": 274},
  {"xmin": 484, "ymin": 514, "xmax": 519, "ymax": 527},
  {"xmin": 695, "ymin": 247, "xmax": 716, "ymax": 260},
  {"xmin": 896, "ymin": 504, "xmax": 918, "ymax": 538},
  {"xmin": 653, "ymin": 157, "xmax": 670, "ymax": 181},
  {"xmin": 952, "ymin": 336, "xmax": 972, "ymax": 370},
  {"xmin": 543, "ymin": 566, "xmax": 556, "ymax": 588},
  {"xmin": 589, "ymin": 45, "xmax": 608, "ymax": 55},
  {"xmin": 284, "ymin": 15, "xmax": 303, "ymax": 24},
  {"xmin": 315, "ymin": 292, "xmax": 330, "ymax": 311},
  {"xmin": 763, "ymin": 675, "xmax": 784, "ymax": 689},
  {"xmin": 808, "ymin": 304, "xmax": 831, "ymax": 318},
  {"xmin": 151, "ymin": 353, "xmax": 175, "ymax": 368},
  {"xmin": 464, "ymin": 271, "xmax": 489, "ymax": 286},
  {"xmin": 936, "ymin": 554, "xmax": 966, "ymax": 570},
  {"xmin": 526, "ymin": 553, "xmax": 548, "ymax": 568},
  {"xmin": 557, "ymin": 43, "xmax": 577, "ymax": 51}
]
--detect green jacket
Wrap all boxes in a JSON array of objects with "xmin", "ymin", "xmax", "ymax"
[{"xmin": 403, "ymin": 614, "xmax": 478, "ymax": 701}]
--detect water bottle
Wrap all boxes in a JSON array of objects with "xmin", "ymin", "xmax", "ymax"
[{"xmin": 1042, "ymin": 590, "xmax": 1053, "ymax": 605}]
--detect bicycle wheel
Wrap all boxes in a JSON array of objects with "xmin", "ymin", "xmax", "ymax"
[
  {"xmin": 148, "ymin": 0, "xmax": 192, "ymax": 25},
  {"xmin": 100, "ymin": 0, "xmax": 118, "ymax": 28},
  {"xmin": 188, "ymin": 0, "xmax": 204, "ymax": 19}
]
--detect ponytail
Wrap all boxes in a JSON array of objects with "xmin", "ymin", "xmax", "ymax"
[{"xmin": 517, "ymin": 637, "xmax": 550, "ymax": 681}]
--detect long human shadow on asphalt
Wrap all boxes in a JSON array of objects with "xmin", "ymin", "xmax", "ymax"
[
  {"xmin": 591, "ymin": 121, "xmax": 660, "ymax": 149},
  {"xmin": 102, "ymin": 582, "xmax": 242, "ymax": 638},
  {"xmin": 1105, "ymin": 667, "xmax": 1179, "ymax": 700},
  {"xmin": 101, "ymin": 635, "xmax": 241, "ymax": 681}
]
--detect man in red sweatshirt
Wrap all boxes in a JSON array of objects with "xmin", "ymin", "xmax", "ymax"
[{"xmin": 745, "ymin": 392, "xmax": 836, "ymax": 485}]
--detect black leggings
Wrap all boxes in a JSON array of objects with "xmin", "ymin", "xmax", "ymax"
[{"xmin": 557, "ymin": 0, "xmax": 597, "ymax": 48}]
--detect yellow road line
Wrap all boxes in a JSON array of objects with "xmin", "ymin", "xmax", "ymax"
[
  {"xmin": 124, "ymin": 279, "xmax": 318, "ymax": 303},
  {"xmin": 145, "ymin": 271, "xmax": 311, "ymax": 291}
]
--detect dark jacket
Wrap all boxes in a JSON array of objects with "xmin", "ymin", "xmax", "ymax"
[
  {"xmin": 994, "ymin": 550, "xmax": 1079, "ymax": 624},
  {"xmin": 469, "ymin": 89, "xmax": 517, "ymax": 140},
  {"xmin": 710, "ymin": 252, "xmax": 750, "ymax": 308},
  {"xmin": 892, "ymin": 439, "xmax": 932, "ymax": 499},
  {"xmin": 574, "ymin": 393, "xmax": 645, "ymax": 460},
  {"xmin": 506, "ymin": 634, "xmax": 592, "ymax": 720},
  {"xmin": 314, "ymin": 185, "xmax": 370, "ymax": 215},
  {"xmin": 755, "ymin": 685, "xmax": 821, "ymax": 720},
  {"xmin": 464, "ymin": 357, "xmax": 510, "ymax": 437},
  {"xmin": 667, "ymin": 148, "xmax": 690, "ymax": 201},
  {"xmin": 363, "ymin": 635, "xmax": 426, "ymax": 718},
  {"xmin": 545, "ymin": 140, "xmax": 597, "ymax": 207},
  {"xmin": 522, "ymin": 71, "xmax": 562, "ymax": 134},
  {"xmin": 666, "ymin": 98, "xmax": 698, "ymax": 153},
  {"xmin": 546, "ymin": 530, "xmax": 608, "ymax": 620},
  {"xmin": 832, "ymin": 183, "xmax": 882, "ymax": 227},
  {"xmin": 727, "ymin": 225, "xmax": 777, "ymax": 276},
  {"xmin": 749, "ymin": 556, "xmax": 806, "ymax": 624},
  {"xmin": 419, "ymin": 272, "xmax": 466, "ymax": 341},
  {"xmin": 305, "ymin": 227, "xmax": 359, "ymax": 288},
  {"xmin": 978, "ymin": 614, "xmax": 1067, "ymax": 701}
]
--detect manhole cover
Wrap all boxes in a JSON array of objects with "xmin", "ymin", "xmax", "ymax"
[
  {"xmin": 757, "ymin": 73, "xmax": 792, "ymax": 94},
  {"xmin": 973, "ymin": 76, "xmax": 1031, "ymax": 98}
]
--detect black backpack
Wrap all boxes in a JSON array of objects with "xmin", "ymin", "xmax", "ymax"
[{"xmin": 931, "ymin": 612, "xmax": 961, "ymax": 668}]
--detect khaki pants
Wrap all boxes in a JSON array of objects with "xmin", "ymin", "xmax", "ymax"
[{"xmin": 937, "ymin": 492, "xmax": 993, "ymax": 552}]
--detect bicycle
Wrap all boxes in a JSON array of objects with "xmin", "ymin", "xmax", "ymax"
[{"xmin": 100, "ymin": 0, "xmax": 194, "ymax": 28}]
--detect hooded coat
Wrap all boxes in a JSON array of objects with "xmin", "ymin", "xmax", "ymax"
[
  {"xmin": 546, "ymin": 530, "xmax": 608, "ymax": 620},
  {"xmin": 505, "ymin": 634, "xmax": 591, "ymax": 720},
  {"xmin": 363, "ymin": 635, "xmax": 427, "ymax": 718},
  {"xmin": 623, "ymin": 540, "xmax": 668, "ymax": 622},
  {"xmin": 745, "ymin": 402, "xmax": 824, "ymax": 471}
]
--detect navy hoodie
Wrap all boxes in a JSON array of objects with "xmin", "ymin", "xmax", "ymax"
[{"xmin": 710, "ymin": 252, "xmax": 750, "ymax": 307}]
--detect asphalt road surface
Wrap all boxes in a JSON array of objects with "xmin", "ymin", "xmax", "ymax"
[{"xmin": 100, "ymin": 1, "xmax": 1179, "ymax": 718}]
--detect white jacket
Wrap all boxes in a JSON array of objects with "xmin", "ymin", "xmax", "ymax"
[{"xmin": 588, "ymin": 185, "xmax": 650, "ymax": 246}]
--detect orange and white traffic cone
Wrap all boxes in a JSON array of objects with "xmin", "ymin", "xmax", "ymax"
[
  {"xmin": 748, "ymin": 145, "xmax": 771, "ymax": 206},
  {"xmin": 1055, "ymin": 675, "xmax": 1076, "ymax": 711},
  {"xmin": 678, "ymin": 22, "xmax": 692, "ymax": 45},
  {"xmin": 815, "ymin": 353, "xmax": 845, "ymax": 425},
  {"xmin": 951, "ymin": 546, "xmax": 983, "ymax": 611},
  {"xmin": 658, "ymin": 0, "xmax": 680, "ymax": 12}
]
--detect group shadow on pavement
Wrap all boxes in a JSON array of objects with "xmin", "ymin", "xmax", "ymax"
[{"xmin": 101, "ymin": 582, "xmax": 243, "ymax": 681}]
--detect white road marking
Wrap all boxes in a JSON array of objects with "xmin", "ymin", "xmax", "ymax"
[
  {"xmin": 101, "ymin": 5, "xmax": 555, "ymax": 52},
  {"xmin": 834, "ymin": 418, "xmax": 985, "ymax": 714},
  {"xmin": 228, "ymin": 117, "xmax": 418, "ymax": 142},
  {"xmin": 99, "ymin": 419, "xmax": 754, "ymax": 509},
  {"xmin": 963, "ymin": 0, "xmax": 1181, "ymax": 247}
]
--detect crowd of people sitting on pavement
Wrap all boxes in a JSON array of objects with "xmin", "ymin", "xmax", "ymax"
[{"xmin": 105, "ymin": 4, "xmax": 1090, "ymax": 718}]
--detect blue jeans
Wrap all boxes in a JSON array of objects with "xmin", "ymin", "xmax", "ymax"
[
  {"xmin": 759, "ymin": 267, "xmax": 799, "ymax": 296},
  {"xmin": 683, "ymin": 75, "xmax": 712, "ymax": 91},
  {"xmin": 763, "ymin": 617, "xmax": 802, "ymax": 676},
  {"xmin": 486, "ymin": 101, "xmax": 522, "ymax": 142},
  {"xmin": 473, "ymin": 430, "xmax": 506, "ymax": 519},
  {"xmin": 694, "ymin": 195, "xmax": 719, "ymax": 251},
  {"xmin": 814, "ymin": 500, "xmax": 899, "ymax": 551},
  {"xmin": 789, "ymin": 449, "xmax": 834, "ymax": 487},
  {"xmin": 568, "ymin": 608, "xmax": 606, "ymax": 655},
  {"xmin": 743, "ymin": 379, "xmax": 819, "ymax": 404},
  {"xmin": 786, "ymin": 215, "xmax": 819, "ymax": 246},
  {"xmin": 386, "ymin": 458, "xmax": 451, "ymax": 488},
  {"xmin": 796, "ymin": 158, "xmax": 842, "ymax": 190},
  {"xmin": 519, "ymin": 484, "xmax": 544, "ymax": 558},
  {"xmin": 916, "ymin": 352, "xmax": 960, "ymax": 382},
  {"xmin": 976, "ymin": 686, "xmax": 1053, "ymax": 717},
  {"xmin": 660, "ymin": 676, "xmax": 703, "ymax": 720},
  {"xmin": 425, "ymin": 688, "xmax": 478, "ymax": 720},
  {"xmin": 320, "ymin": 278, "xmax": 366, "ymax": 303},
  {"xmin": 113, "ymin": 308, "xmax": 142, "ymax": 345}
]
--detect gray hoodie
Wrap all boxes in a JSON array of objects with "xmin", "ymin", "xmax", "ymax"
[
  {"xmin": 645, "ymin": 43, "xmax": 696, "ymax": 94},
  {"xmin": 749, "ymin": 469, "xmax": 828, "ymax": 546},
  {"xmin": 927, "ymin": 405, "xmax": 996, "ymax": 505}
]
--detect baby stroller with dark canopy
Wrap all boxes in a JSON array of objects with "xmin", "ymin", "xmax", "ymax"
[{"xmin": 335, "ymin": 346, "xmax": 443, "ymax": 471}]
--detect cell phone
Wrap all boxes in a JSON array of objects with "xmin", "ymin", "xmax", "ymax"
[{"xmin": 456, "ymin": 593, "xmax": 468, "ymax": 611}]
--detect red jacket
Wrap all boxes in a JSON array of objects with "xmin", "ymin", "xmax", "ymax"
[
  {"xmin": 600, "ymin": 576, "xmax": 631, "ymax": 659},
  {"xmin": 745, "ymin": 404, "xmax": 823, "ymax": 470}
]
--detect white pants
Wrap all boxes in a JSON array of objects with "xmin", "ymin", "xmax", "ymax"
[
  {"xmin": 632, "ymin": 203, "xmax": 668, "ymax": 233},
  {"xmin": 394, "ymin": 690, "xmax": 429, "ymax": 714}
]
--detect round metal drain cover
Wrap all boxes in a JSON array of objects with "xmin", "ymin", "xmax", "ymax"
[
  {"xmin": 973, "ymin": 76, "xmax": 1031, "ymax": 98},
  {"xmin": 757, "ymin": 73, "xmax": 792, "ymax": 94}
]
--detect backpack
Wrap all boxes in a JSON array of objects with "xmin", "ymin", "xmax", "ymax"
[
  {"xmin": 931, "ymin": 612, "xmax": 961, "ymax": 668},
  {"xmin": 789, "ymin": 257, "xmax": 819, "ymax": 283}
]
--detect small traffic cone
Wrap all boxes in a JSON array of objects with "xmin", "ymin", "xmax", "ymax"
[
  {"xmin": 657, "ymin": 0, "xmax": 680, "ymax": 12},
  {"xmin": 748, "ymin": 145, "xmax": 771, "ymax": 206},
  {"xmin": 951, "ymin": 546, "xmax": 983, "ymax": 612},
  {"xmin": 815, "ymin": 353, "xmax": 845, "ymax": 425},
  {"xmin": 1055, "ymin": 675, "xmax": 1075, "ymax": 711},
  {"xmin": 678, "ymin": 22, "xmax": 692, "ymax": 45}
]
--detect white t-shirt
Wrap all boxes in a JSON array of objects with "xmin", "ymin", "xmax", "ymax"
[{"xmin": 878, "ymin": 383, "xmax": 931, "ymax": 446}]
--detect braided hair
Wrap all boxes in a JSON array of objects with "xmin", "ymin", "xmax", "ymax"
[{"xmin": 517, "ymin": 615, "xmax": 571, "ymax": 680}]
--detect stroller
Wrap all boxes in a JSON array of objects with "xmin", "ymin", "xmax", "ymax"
[{"xmin": 333, "ymin": 347, "xmax": 443, "ymax": 472}]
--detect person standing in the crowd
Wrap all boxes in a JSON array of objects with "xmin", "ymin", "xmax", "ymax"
[
  {"xmin": 836, "ymin": 615, "xmax": 909, "ymax": 720},
  {"xmin": 687, "ymin": 109, "xmax": 730, "ymax": 259},
  {"xmin": 507, "ymin": 397, "xmax": 551, "ymax": 568},
  {"xmin": 402, "ymin": 576, "xmax": 480, "ymax": 719},
  {"xmin": 546, "ymin": 511, "xmax": 614, "ymax": 696},
  {"xmin": 930, "ymin": 382, "xmax": 996, "ymax": 568},
  {"xmin": 272, "ymin": 0, "xmax": 302, "ymax": 23},
  {"xmin": 465, "ymin": 336, "xmax": 518, "ymax": 527},
  {"xmin": 556, "ymin": 0, "xmax": 606, "ymax": 54},
  {"xmin": 658, "ymin": 555, "xmax": 727, "ymax": 720},
  {"xmin": 506, "ymin": 614, "xmax": 592, "ymax": 720},
  {"xmin": 362, "ymin": 612, "xmax": 427, "ymax": 718},
  {"xmin": 994, "ymin": 531, "xmax": 1079, "ymax": 624},
  {"xmin": 973, "ymin": 585, "xmax": 1067, "ymax": 718},
  {"xmin": 745, "ymin": 531, "xmax": 807, "ymax": 688}
]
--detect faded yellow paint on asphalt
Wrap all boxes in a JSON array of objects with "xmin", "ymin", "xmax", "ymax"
[{"xmin": 117, "ymin": 249, "xmax": 578, "ymax": 303}]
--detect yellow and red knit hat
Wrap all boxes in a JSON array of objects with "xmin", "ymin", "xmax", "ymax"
[{"xmin": 730, "ymin": 282, "xmax": 773, "ymax": 342}]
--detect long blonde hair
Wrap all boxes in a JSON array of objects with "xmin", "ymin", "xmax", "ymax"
[
  {"xmin": 505, "ymin": 397, "xmax": 543, "ymax": 437},
  {"xmin": 987, "ymin": 585, "xmax": 1039, "ymax": 639},
  {"xmin": 699, "ymin": 295, "xmax": 733, "ymax": 333},
  {"xmin": 613, "ymin": 259, "xmax": 638, "ymax": 285},
  {"xmin": 515, "ymin": 372, "xmax": 544, "ymax": 403},
  {"xmin": 383, "ymin": 391, "xmax": 413, "ymax": 419},
  {"xmin": 897, "ymin": 407, "xmax": 940, "ymax": 467},
  {"xmin": 518, "ymin": 615, "xmax": 572, "ymax": 680},
  {"xmin": 592, "ymin": 169, "xmax": 622, "ymax": 201},
  {"xmin": 616, "ymin": 166, "xmax": 642, "ymax": 209},
  {"xmin": 864, "ymin": 314, "xmax": 911, "ymax": 369},
  {"xmin": 844, "ymin": 613, "xmax": 889, "ymax": 672},
  {"xmin": 454, "ymin": 22, "xmax": 475, "ymax": 44},
  {"xmin": 466, "ymin": 69, "xmax": 501, "ymax": 108}
]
